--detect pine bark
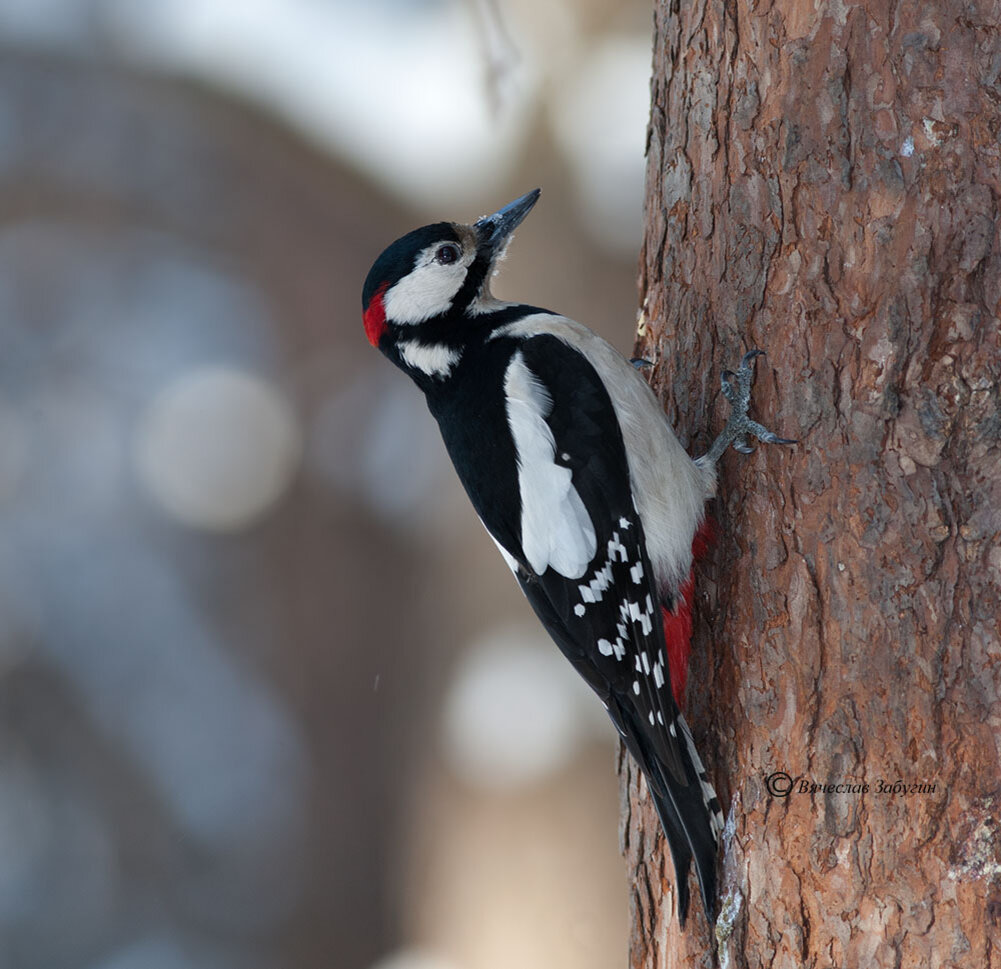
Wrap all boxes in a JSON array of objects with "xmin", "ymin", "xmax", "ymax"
[{"xmin": 623, "ymin": 2, "xmax": 1001, "ymax": 967}]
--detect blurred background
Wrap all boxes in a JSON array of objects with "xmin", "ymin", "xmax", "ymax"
[{"xmin": 0, "ymin": 1, "xmax": 654, "ymax": 967}]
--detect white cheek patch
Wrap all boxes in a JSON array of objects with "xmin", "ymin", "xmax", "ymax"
[
  {"xmin": 504, "ymin": 351, "xmax": 596, "ymax": 579},
  {"xmin": 398, "ymin": 340, "xmax": 462, "ymax": 377},
  {"xmin": 383, "ymin": 243, "xmax": 474, "ymax": 325}
]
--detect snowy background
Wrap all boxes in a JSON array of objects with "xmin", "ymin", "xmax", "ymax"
[{"xmin": 0, "ymin": 2, "xmax": 653, "ymax": 967}]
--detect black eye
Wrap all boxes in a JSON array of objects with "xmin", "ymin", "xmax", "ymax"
[{"xmin": 435, "ymin": 244, "xmax": 460, "ymax": 265}]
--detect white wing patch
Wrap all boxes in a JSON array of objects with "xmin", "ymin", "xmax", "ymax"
[
  {"xmin": 504, "ymin": 351, "xmax": 596, "ymax": 579},
  {"xmin": 491, "ymin": 313, "xmax": 713, "ymax": 593}
]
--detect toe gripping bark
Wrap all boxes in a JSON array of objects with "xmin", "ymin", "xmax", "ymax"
[{"xmin": 700, "ymin": 350, "xmax": 797, "ymax": 466}]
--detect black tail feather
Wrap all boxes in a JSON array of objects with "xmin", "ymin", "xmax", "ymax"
[
  {"xmin": 649, "ymin": 782, "xmax": 694, "ymax": 924},
  {"xmin": 614, "ymin": 701, "xmax": 723, "ymax": 925},
  {"xmin": 649, "ymin": 741, "xmax": 720, "ymax": 925}
]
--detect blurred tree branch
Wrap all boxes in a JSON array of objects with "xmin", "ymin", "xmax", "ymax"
[{"xmin": 472, "ymin": 0, "xmax": 521, "ymax": 115}]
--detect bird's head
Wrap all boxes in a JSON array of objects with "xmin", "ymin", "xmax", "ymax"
[{"xmin": 361, "ymin": 189, "xmax": 540, "ymax": 356}]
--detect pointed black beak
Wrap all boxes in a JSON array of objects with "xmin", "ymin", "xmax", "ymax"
[{"xmin": 475, "ymin": 188, "xmax": 541, "ymax": 253}]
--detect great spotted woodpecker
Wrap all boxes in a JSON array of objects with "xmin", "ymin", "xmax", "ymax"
[{"xmin": 361, "ymin": 189, "xmax": 793, "ymax": 924}]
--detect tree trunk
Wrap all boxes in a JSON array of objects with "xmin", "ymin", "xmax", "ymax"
[{"xmin": 622, "ymin": 2, "xmax": 1001, "ymax": 967}]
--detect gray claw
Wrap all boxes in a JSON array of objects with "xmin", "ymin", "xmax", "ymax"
[
  {"xmin": 699, "ymin": 349, "xmax": 797, "ymax": 466},
  {"xmin": 746, "ymin": 419, "xmax": 797, "ymax": 446}
]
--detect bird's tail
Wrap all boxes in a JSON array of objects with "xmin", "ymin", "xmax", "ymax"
[{"xmin": 648, "ymin": 713, "xmax": 724, "ymax": 926}]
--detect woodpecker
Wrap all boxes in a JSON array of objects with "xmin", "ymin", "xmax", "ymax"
[{"xmin": 361, "ymin": 189, "xmax": 793, "ymax": 925}]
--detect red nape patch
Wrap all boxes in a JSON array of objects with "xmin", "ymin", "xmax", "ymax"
[
  {"xmin": 363, "ymin": 282, "xmax": 389, "ymax": 347},
  {"xmin": 661, "ymin": 517, "xmax": 718, "ymax": 709}
]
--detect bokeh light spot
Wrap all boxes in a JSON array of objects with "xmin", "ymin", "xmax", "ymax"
[
  {"xmin": 134, "ymin": 366, "xmax": 301, "ymax": 531},
  {"xmin": 441, "ymin": 627, "xmax": 591, "ymax": 791}
]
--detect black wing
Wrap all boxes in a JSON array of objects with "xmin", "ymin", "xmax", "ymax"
[{"xmin": 488, "ymin": 334, "xmax": 720, "ymax": 923}]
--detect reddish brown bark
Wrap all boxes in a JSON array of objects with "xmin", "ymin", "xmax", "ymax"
[{"xmin": 623, "ymin": 2, "xmax": 1001, "ymax": 967}]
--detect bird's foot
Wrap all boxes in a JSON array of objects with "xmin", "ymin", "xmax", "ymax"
[{"xmin": 699, "ymin": 350, "xmax": 796, "ymax": 466}]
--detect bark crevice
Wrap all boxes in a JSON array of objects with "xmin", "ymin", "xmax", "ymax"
[{"xmin": 626, "ymin": 2, "xmax": 1001, "ymax": 966}]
